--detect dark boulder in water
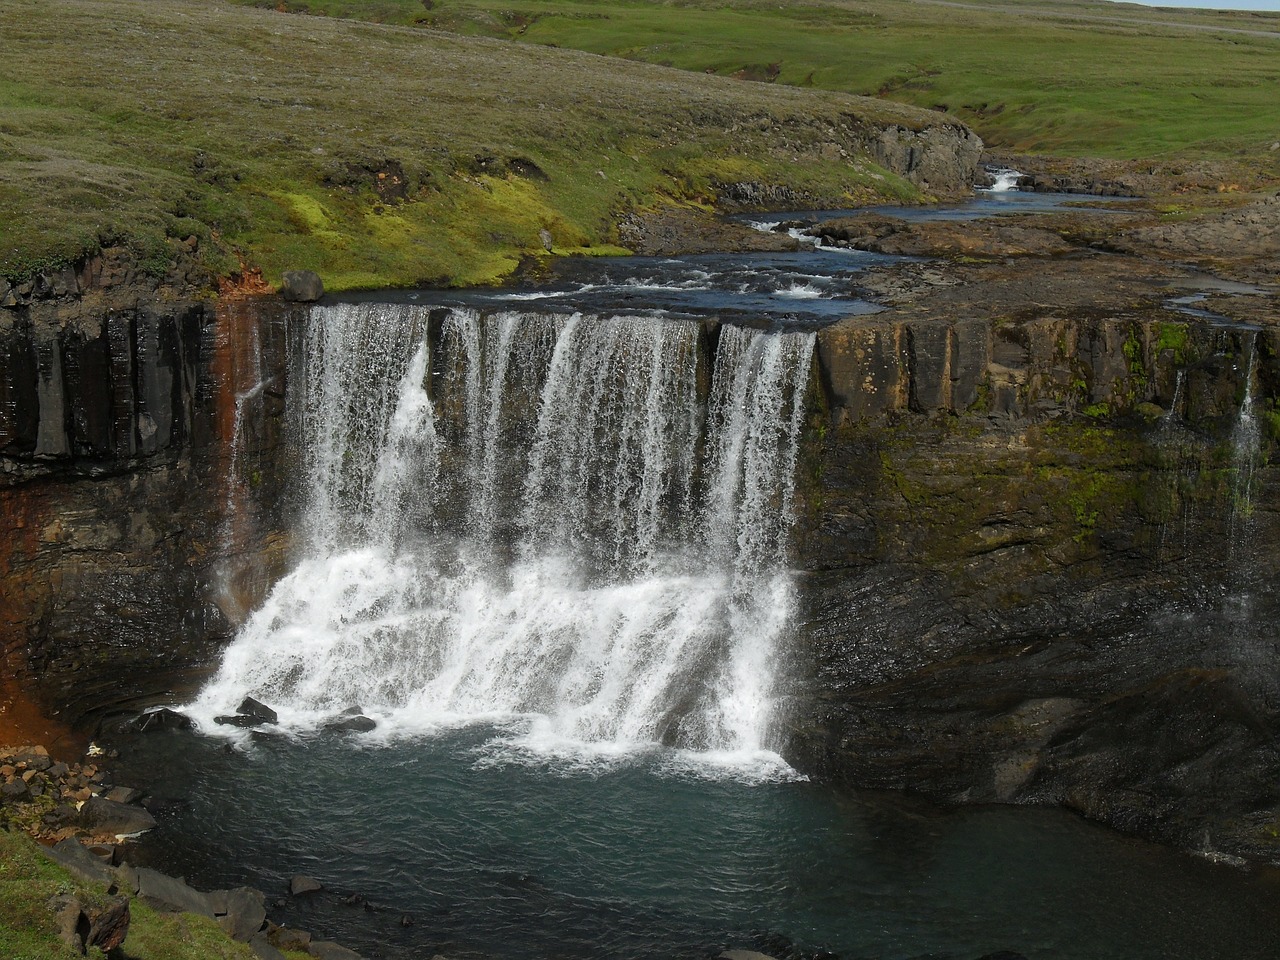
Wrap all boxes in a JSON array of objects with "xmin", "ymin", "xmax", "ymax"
[
  {"xmin": 323, "ymin": 715, "xmax": 376, "ymax": 734},
  {"xmin": 238, "ymin": 697, "xmax": 279, "ymax": 723},
  {"xmin": 289, "ymin": 875, "xmax": 324, "ymax": 896},
  {"xmin": 134, "ymin": 708, "xmax": 195, "ymax": 733},
  {"xmin": 78, "ymin": 797, "xmax": 157, "ymax": 836},
  {"xmin": 216, "ymin": 714, "xmax": 270, "ymax": 728}
]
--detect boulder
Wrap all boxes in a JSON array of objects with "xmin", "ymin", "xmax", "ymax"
[
  {"xmin": 42, "ymin": 839, "xmax": 115, "ymax": 885},
  {"xmin": 270, "ymin": 925, "xmax": 313, "ymax": 950},
  {"xmin": 281, "ymin": 270, "xmax": 324, "ymax": 303},
  {"xmin": 86, "ymin": 896, "xmax": 131, "ymax": 952},
  {"xmin": 78, "ymin": 796, "xmax": 158, "ymax": 836},
  {"xmin": 323, "ymin": 715, "xmax": 376, "ymax": 734},
  {"xmin": 136, "ymin": 867, "xmax": 214, "ymax": 917},
  {"xmin": 218, "ymin": 887, "xmax": 268, "ymax": 941},
  {"xmin": 238, "ymin": 697, "xmax": 279, "ymax": 723},
  {"xmin": 50, "ymin": 895, "xmax": 86, "ymax": 953},
  {"xmin": 251, "ymin": 933, "xmax": 289, "ymax": 960},
  {"xmin": 135, "ymin": 708, "xmax": 195, "ymax": 733},
  {"xmin": 2, "ymin": 778, "xmax": 30, "ymax": 802},
  {"xmin": 115, "ymin": 862, "xmax": 141, "ymax": 895},
  {"xmin": 290, "ymin": 874, "xmax": 324, "ymax": 896},
  {"xmin": 309, "ymin": 941, "xmax": 364, "ymax": 960},
  {"xmin": 216, "ymin": 714, "xmax": 271, "ymax": 728},
  {"xmin": 105, "ymin": 785, "xmax": 143, "ymax": 804}
]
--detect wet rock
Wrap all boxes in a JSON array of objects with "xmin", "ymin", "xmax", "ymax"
[
  {"xmin": 105, "ymin": 785, "xmax": 143, "ymax": 804},
  {"xmin": 281, "ymin": 270, "xmax": 324, "ymax": 302},
  {"xmin": 136, "ymin": 867, "xmax": 215, "ymax": 917},
  {"xmin": 218, "ymin": 886, "xmax": 268, "ymax": 941},
  {"xmin": 290, "ymin": 874, "xmax": 324, "ymax": 896},
  {"xmin": 309, "ymin": 941, "xmax": 365, "ymax": 960},
  {"xmin": 323, "ymin": 715, "xmax": 377, "ymax": 734},
  {"xmin": 238, "ymin": 697, "xmax": 279, "ymax": 723},
  {"xmin": 78, "ymin": 796, "xmax": 157, "ymax": 836},
  {"xmin": 216, "ymin": 714, "xmax": 271, "ymax": 728},
  {"xmin": 2, "ymin": 778, "xmax": 30, "ymax": 802},
  {"xmin": 134, "ymin": 708, "xmax": 196, "ymax": 733}
]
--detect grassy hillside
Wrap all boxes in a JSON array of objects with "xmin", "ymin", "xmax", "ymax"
[
  {"xmin": 242, "ymin": 0, "xmax": 1280, "ymax": 163},
  {"xmin": 0, "ymin": 0, "xmax": 946, "ymax": 289}
]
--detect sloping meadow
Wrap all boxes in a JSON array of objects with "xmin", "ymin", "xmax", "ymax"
[{"xmin": 0, "ymin": 0, "xmax": 953, "ymax": 290}]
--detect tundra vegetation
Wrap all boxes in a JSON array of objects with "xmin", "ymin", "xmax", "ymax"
[
  {"xmin": 235, "ymin": 0, "xmax": 1280, "ymax": 162},
  {"xmin": 0, "ymin": 0, "xmax": 944, "ymax": 291}
]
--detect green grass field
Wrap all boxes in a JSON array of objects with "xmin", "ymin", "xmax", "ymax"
[
  {"xmin": 242, "ymin": 0, "xmax": 1280, "ymax": 161},
  {"xmin": 0, "ymin": 0, "xmax": 941, "ymax": 289},
  {"xmin": 5, "ymin": 0, "xmax": 1277, "ymax": 291}
]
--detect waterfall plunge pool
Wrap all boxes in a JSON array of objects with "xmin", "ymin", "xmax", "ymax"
[{"xmin": 112, "ymin": 727, "xmax": 1280, "ymax": 960}]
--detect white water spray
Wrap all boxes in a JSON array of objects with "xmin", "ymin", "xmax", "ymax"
[
  {"xmin": 193, "ymin": 305, "xmax": 815, "ymax": 773},
  {"xmin": 983, "ymin": 168, "xmax": 1024, "ymax": 192},
  {"xmin": 1229, "ymin": 334, "xmax": 1261, "ymax": 555}
]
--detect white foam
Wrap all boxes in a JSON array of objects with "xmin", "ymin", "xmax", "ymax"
[
  {"xmin": 983, "ymin": 168, "xmax": 1024, "ymax": 193},
  {"xmin": 775, "ymin": 282, "xmax": 826, "ymax": 299},
  {"xmin": 195, "ymin": 306, "xmax": 815, "ymax": 778}
]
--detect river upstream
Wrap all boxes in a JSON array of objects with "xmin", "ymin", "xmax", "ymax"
[{"xmin": 107, "ymin": 192, "xmax": 1280, "ymax": 959}]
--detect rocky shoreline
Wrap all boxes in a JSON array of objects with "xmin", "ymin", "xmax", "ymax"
[{"xmin": 2, "ymin": 738, "xmax": 375, "ymax": 960}]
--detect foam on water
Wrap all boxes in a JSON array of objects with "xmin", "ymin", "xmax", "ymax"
[{"xmin": 192, "ymin": 305, "xmax": 815, "ymax": 777}]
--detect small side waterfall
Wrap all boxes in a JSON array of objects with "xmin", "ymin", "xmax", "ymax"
[
  {"xmin": 1229, "ymin": 335, "xmax": 1261, "ymax": 555},
  {"xmin": 193, "ymin": 304, "xmax": 815, "ymax": 772}
]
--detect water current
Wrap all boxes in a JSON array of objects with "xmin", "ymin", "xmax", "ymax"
[{"xmin": 117, "ymin": 194, "xmax": 1280, "ymax": 960}]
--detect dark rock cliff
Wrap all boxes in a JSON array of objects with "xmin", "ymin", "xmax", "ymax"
[
  {"xmin": 0, "ymin": 284, "xmax": 296, "ymax": 733},
  {"xmin": 790, "ymin": 310, "xmax": 1280, "ymax": 864}
]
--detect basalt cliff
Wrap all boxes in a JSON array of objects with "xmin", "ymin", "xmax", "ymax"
[{"xmin": 3, "ymin": 183, "xmax": 1279, "ymax": 865}]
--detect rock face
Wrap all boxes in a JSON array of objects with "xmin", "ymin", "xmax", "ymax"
[
  {"xmin": 3, "ymin": 194, "xmax": 1279, "ymax": 868},
  {"xmin": 869, "ymin": 122, "xmax": 985, "ymax": 194},
  {"xmin": 0, "ymin": 282, "xmax": 297, "ymax": 730},
  {"xmin": 789, "ymin": 289, "xmax": 1280, "ymax": 863}
]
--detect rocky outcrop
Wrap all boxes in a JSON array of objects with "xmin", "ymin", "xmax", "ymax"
[
  {"xmin": 789, "ymin": 294, "xmax": 1280, "ymax": 863},
  {"xmin": 0, "ymin": 282, "xmax": 297, "ymax": 731},
  {"xmin": 868, "ymin": 122, "xmax": 984, "ymax": 195}
]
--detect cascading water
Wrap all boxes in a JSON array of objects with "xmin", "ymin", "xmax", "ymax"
[
  {"xmin": 983, "ymin": 168, "xmax": 1024, "ymax": 193},
  {"xmin": 1229, "ymin": 333, "xmax": 1261, "ymax": 555},
  {"xmin": 191, "ymin": 303, "xmax": 814, "ymax": 774}
]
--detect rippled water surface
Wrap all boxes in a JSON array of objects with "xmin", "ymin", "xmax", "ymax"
[{"xmin": 114, "ymin": 729, "xmax": 1280, "ymax": 960}]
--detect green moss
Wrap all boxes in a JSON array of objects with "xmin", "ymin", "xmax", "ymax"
[
  {"xmin": 1155, "ymin": 322, "xmax": 1190, "ymax": 363},
  {"xmin": 0, "ymin": 830, "xmax": 258, "ymax": 960},
  {"xmin": 1083, "ymin": 402, "xmax": 1111, "ymax": 419}
]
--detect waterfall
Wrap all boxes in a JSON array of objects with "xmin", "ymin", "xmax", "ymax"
[
  {"xmin": 1229, "ymin": 334, "xmax": 1261, "ymax": 558},
  {"xmin": 982, "ymin": 168, "xmax": 1023, "ymax": 192},
  {"xmin": 192, "ymin": 304, "xmax": 815, "ymax": 772}
]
